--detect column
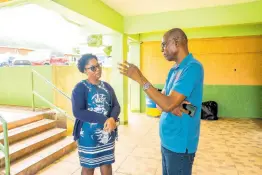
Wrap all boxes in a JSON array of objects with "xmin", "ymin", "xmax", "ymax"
[
  {"xmin": 110, "ymin": 33, "xmax": 128, "ymax": 124},
  {"xmin": 128, "ymin": 41, "xmax": 141, "ymax": 112}
]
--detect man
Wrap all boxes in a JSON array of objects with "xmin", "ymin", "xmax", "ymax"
[{"xmin": 118, "ymin": 28, "xmax": 204, "ymax": 175}]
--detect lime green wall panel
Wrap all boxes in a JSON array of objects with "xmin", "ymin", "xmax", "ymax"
[
  {"xmin": 141, "ymin": 84, "xmax": 262, "ymax": 118},
  {"xmin": 203, "ymin": 85, "xmax": 262, "ymax": 118},
  {"xmin": 0, "ymin": 66, "xmax": 53, "ymax": 108},
  {"xmin": 110, "ymin": 34, "xmax": 129, "ymax": 124},
  {"xmin": 33, "ymin": 66, "xmax": 53, "ymax": 108},
  {"xmin": 128, "ymin": 34, "xmax": 140, "ymax": 41},
  {"xmin": 54, "ymin": 0, "xmax": 123, "ymax": 33},
  {"xmin": 124, "ymin": 1, "xmax": 262, "ymax": 34},
  {"xmin": 140, "ymin": 24, "xmax": 262, "ymax": 41}
]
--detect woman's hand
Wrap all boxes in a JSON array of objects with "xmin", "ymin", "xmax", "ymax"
[
  {"xmin": 171, "ymin": 101, "xmax": 191, "ymax": 116},
  {"xmin": 104, "ymin": 117, "xmax": 117, "ymax": 132}
]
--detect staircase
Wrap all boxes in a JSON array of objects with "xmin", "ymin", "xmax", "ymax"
[{"xmin": 0, "ymin": 110, "xmax": 76, "ymax": 175}]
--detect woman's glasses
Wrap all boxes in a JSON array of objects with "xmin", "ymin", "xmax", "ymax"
[{"xmin": 86, "ymin": 63, "xmax": 101, "ymax": 72}]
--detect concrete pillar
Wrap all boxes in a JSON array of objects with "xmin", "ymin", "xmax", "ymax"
[
  {"xmin": 128, "ymin": 41, "xmax": 141, "ymax": 112},
  {"xmin": 110, "ymin": 33, "xmax": 128, "ymax": 124}
]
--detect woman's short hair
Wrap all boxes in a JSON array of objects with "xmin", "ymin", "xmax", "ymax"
[{"xmin": 77, "ymin": 54, "xmax": 98, "ymax": 73}]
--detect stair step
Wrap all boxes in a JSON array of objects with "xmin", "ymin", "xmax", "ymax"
[
  {"xmin": 0, "ymin": 128, "xmax": 67, "ymax": 167},
  {"xmin": 0, "ymin": 114, "xmax": 44, "ymax": 132},
  {"xmin": 0, "ymin": 137, "xmax": 77, "ymax": 175},
  {"xmin": 0, "ymin": 119, "xmax": 56, "ymax": 144}
]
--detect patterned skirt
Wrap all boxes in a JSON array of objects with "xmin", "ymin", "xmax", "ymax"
[{"xmin": 78, "ymin": 122, "xmax": 115, "ymax": 168}]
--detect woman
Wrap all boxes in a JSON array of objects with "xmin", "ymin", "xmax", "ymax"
[{"xmin": 71, "ymin": 54, "xmax": 120, "ymax": 175}]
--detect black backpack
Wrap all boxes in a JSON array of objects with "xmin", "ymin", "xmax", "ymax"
[{"xmin": 201, "ymin": 101, "xmax": 218, "ymax": 120}]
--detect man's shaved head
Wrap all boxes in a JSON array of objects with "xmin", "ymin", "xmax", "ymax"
[
  {"xmin": 164, "ymin": 28, "xmax": 188, "ymax": 46},
  {"xmin": 162, "ymin": 28, "xmax": 189, "ymax": 62}
]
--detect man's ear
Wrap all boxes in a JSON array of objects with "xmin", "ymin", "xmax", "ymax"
[{"xmin": 174, "ymin": 37, "xmax": 179, "ymax": 47}]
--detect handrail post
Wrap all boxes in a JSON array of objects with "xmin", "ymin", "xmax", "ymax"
[
  {"xmin": 0, "ymin": 116, "xmax": 10, "ymax": 175},
  {"xmin": 3, "ymin": 122, "xmax": 10, "ymax": 175},
  {"xmin": 31, "ymin": 71, "xmax": 35, "ymax": 111}
]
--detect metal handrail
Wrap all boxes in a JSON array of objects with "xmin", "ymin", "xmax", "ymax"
[
  {"xmin": 0, "ymin": 116, "xmax": 10, "ymax": 175},
  {"xmin": 32, "ymin": 69, "xmax": 71, "ymax": 100},
  {"xmin": 32, "ymin": 91, "xmax": 74, "ymax": 121},
  {"xmin": 31, "ymin": 69, "xmax": 74, "ymax": 121}
]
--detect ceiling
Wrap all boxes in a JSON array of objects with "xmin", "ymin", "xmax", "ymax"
[
  {"xmin": 101, "ymin": 0, "xmax": 257, "ymax": 16},
  {"xmin": 0, "ymin": 0, "xmax": 115, "ymax": 52},
  {"xmin": 0, "ymin": 3, "xmax": 87, "ymax": 52}
]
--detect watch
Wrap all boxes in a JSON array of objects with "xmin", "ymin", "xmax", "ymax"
[{"xmin": 143, "ymin": 82, "xmax": 151, "ymax": 91}]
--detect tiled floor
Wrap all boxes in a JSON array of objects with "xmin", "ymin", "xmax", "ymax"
[{"xmin": 39, "ymin": 114, "xmax": 262, "ymax": 175}]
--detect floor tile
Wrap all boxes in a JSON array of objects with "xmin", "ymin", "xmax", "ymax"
[
  {"xmin": 38, "ymin": 114, "xmax": 262, "ymax": 175},
  {"xmin": 38, "ymin": 161, "xmax": 80, "ymax": 175},
  {"xmin": 59, "ymin": 150, "xmax": 80, "ymax": 164},
  {"xmin": 131, "ymin": 147, "xmax": 161, "ymax": 160},
  {"xmin": 117, "ymin": 156, "xmax": 160, "ymax": 175}
]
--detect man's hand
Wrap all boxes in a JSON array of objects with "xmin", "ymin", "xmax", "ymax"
[
  {"xmin": 156, "ymin": 105, "xmax": 162, "ymax": 111},
  {"xmin": 118, "ymin": 61, "xmax": 186, "ymax": 112},
  {"xmin": 171, "ymin": 101, "xmax": 191, "ymax": 116},
  {"xmin": 104, "ymin": 117, "xmax": 117, "ymax": 132},
  {"xmin": 157, "ymin": 90, "xmax": 165, "ymax": 111},
  {"xmin": 118, "ymin": 61, "xmax": 144, "ymax": 84}
]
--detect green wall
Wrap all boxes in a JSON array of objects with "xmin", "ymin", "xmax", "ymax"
[
  {"xmin": 140, "ymin": 24, "xmax": 262, "ymax": 41},
  {"xmin": 124, "ymin": 1, "xmax": 262, "ymax": 34},
  {"xmin": 0, "ymin": 66, "xmax": 53, "ymax": 108},
  {"xmin": 203, "ymin": 85, "xmax": 262, "ymax": 118},
  {"xmin": 53, "ymin": 0, "xmax": 262, "ymax": 35},
  {"xmin": 54, "ymin": 0, "xmax": 124, "ymax": 33},
  {"xmin": 141, "ymin": 84, "xmax": 262, "ymax": 118}
]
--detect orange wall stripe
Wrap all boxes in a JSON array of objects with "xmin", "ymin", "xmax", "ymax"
[
  {"xmin": 141, "ymin": 36, "xmax": 262, "ymax": 85},
  {"xmin": 189, "ymin": 36, "xmax": 262, "ymax": 54}
]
